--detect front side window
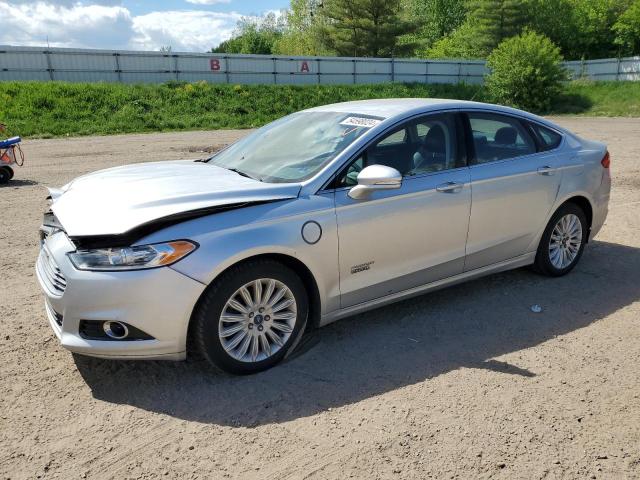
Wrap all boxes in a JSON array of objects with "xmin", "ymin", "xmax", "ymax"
[
  {"xmin": 467, "ymin": 112, "xmax": 536, "ymax": 164},
  {"xmin": 334, "ymin": 113, "xmax": 459, "ymax": 188},
  {"xmin": 208, "ymin": 111, "xmax": 382, "ymax": 183}
]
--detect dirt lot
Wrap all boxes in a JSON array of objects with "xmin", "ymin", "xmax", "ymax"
[{"xmin": 1, "ymin": 118, "xmax": 639, "ymax": 480}]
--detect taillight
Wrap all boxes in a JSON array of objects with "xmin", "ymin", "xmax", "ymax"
[{"xmin": 601, "ymin": 151, "xmax": 610, "ymax": 169}]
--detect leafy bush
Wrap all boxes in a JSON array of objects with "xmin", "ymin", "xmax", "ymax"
[{"xmin": 485, "ymin": 30, "xmax": 567, "ymax": 112}]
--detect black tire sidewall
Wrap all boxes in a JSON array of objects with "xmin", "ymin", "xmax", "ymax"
[
  {"xmin": 535, "ymin": 203, "xmax": 588, "ymax": 276},
  {"xmin": 0, "ymin": 168, "xmax": 8, "ymax": 184},
  {"xmin": 194, "ymin": 260, "xmax": 308, "ymax": 374}
]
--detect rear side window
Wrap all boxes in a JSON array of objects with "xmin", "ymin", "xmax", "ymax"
[
  {"xmin": 467, "ymin": 112, "xmax": 536, "ymax": 164},
  {"xmin": 530, "ymin": 123, "xmax": 563, "ymax": 151}
]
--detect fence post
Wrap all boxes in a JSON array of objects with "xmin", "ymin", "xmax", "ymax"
[
  {"xmin": 425, "ymin": 60, "xmax": 429, "ymax": 84},
  {"xmin": 44, "ymin": 50, "xmax": 54, "ymax": 81},
  {"xmin": 391, "ymin": 57, "xmax": 395, "ymax": 82},
  {"xmin": 458, "ymin": 62, "xmax": 462, "ymax": 84},
  {"xmin": 317, "ymin": 58, "xmax": 321, "ymax": 85},
  {"xmin": 173, "ymin": 54, "xmax": 179, "ymax": 81},
  {"xmin": 353, "ymin": 59, "xmax": 357, "ymax": 84},
  {"xmin": 273, "ymin": 57, "xmax": 277, "ymax": 85},
  {"xmin": 224, "ymin": 56, "xmax": 230, "ymax": 84},
  {"xmin": 113, "ymin": 53, "xmax": 122, "ymax": 83},
  {"xmin": 616, "ymin": 57, "xmax": 621, "ymax": 81}
]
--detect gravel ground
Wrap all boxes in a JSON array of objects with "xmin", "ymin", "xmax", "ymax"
[{"xmin": 1, "ymin": 118, "xmax": 639, "ymax": 480}]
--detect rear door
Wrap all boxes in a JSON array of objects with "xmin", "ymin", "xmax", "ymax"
[{"xmin": 463, "ymin": 111, "xmax": 563, "ymax": 270}]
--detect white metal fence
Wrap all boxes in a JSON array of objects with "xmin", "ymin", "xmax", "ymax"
[
  {"xmin": 1, "ymin": 46, "xmax": 638, "ymax": 85},
  {"xmin": 564, "ymin": 57, "xmax": 640, "ymax": 81}
]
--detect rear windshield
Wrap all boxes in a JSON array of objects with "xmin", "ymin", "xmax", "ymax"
[{"xmin": 208, "ymin": 111, "xmax": 383, "ymax": 183}]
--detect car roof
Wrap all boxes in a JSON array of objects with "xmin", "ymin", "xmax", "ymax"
[
  {"xmin": 305, "ymin": 98, "xmax": 565, "ymax": 132},
  {"xmin": 306, "ymin": 98, "xmax": 486, "ymax": 118}
]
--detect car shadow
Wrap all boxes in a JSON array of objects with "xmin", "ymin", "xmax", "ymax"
[{"xmin": 74, "ymin": 240, "xmax": 640, "ymax": 427}]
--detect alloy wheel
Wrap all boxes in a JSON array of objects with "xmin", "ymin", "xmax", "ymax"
[
  {"xmin": 548, "ymin": 213, "xmax": 583, "ymax": 269},
  {"xmin": 218, "ymin": 278, "xmax": 297, "ymax": 363}
]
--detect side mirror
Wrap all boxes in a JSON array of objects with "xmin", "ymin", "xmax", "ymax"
[{"xmin": 348, "ymin": 164, "xmax": 402, "ymax": 199}]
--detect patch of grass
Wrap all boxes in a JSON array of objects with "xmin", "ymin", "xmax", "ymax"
[
  {"xmin": 0, "ymin": 80, "xmax": 637, "ymax": 138},
  {"xmin": 0, "ymin": 81, "xmax": 482, "ymax": 138},
  {"xmin": 554, "ymin": 80, "xmax": 640, "ymax": 117}
]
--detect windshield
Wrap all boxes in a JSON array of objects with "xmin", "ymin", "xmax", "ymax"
[{"xmin": 208, "ymin": 111, "xmax": 383, "ymax": 183}]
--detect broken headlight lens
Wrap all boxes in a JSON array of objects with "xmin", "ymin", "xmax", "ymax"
[{"xmin": 68, "ymin": 240, "xmax": 197, "ymax": 271}]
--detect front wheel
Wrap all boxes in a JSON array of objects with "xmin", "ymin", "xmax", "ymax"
[
  {"xmin": 193, "ymin": 259, "xmax": 308, "ymax": 374},
  {"xmin": 534, "ymin": 203, "xmax": 588, "ymax": 276}
]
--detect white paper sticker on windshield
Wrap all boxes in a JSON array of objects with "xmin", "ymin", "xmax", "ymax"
[{"xmin": 340, "ymin": 116, "xmax": 382, "ymax": 128}]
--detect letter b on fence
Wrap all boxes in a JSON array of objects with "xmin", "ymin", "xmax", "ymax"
[{"xmin": 210, "ymin": 59, "xmax": 221, "ymax": 71}]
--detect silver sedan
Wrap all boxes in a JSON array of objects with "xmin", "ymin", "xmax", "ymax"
[{"xmin": 37, "ymin": 99, "xmax": 611, "ymax": 374}]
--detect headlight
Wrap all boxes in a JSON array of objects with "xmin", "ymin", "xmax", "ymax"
[{"xmin": 68, "ymin": 240, "xmax": 197, "ymax": 271}]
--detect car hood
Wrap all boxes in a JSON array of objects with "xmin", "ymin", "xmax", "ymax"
[{"xmin": 51, "ymin": 160, "xmax": 301, "ymax": 237}]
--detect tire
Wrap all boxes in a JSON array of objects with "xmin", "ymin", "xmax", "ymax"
[
  {"xmin": 0, "ymin": 167, "xmax": 9, "ymax": 184},
  {"xmin": 6, "ymin": 166, "xmax": 14, "ymax": 180},
  {"xmin": 193, "ymin": 259, "xmax": 309, "ymax": 375},
  {"xmin": 533, "ymin": 203, "xmax": 588, "ymax": 277}
]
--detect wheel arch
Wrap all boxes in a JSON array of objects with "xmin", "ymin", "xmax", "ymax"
[
  {"xmin": 558, "ymin": 195, "xmax": 594, "ymax": 238},
  {"xmin": 186, "ymin": 253, "xmax": 322, "ymax": 357}
]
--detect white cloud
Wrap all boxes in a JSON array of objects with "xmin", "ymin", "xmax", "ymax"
[
  {"xmin": 0, "ymin": 1, "xmax": 249, "ymax": 52},
  {"xmin": 131, "ymin": 10, "xmax": 242, "ymax": 51},
  {"xmin": 185, "ymin": 0, "xmax": 231, "ymax": 5},
  {"xmin": 0, "ymin": 2, "xmax": 134, "ymax": 49}
]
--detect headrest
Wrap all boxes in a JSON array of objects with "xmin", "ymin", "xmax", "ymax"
[{"xmin": 494, "ymin": 127, "xmax": 517, "ymax": 145}]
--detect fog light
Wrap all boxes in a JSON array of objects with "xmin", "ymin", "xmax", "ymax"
[
  {"xmin": 103, "ymin": 321, "xmax": 129, "ymax": 340},
  {"xmin": 79, "ymin": 320, "xmax": 154, "ymax": 341}
]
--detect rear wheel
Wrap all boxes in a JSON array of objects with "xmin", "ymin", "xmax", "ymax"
[
  {"xmin": 534, "ymin": 203, "xmax": 588, "ymax": 276},
  {"xmin": 193, "ymin": 259, "xmax": 308, "ymax": 374}
]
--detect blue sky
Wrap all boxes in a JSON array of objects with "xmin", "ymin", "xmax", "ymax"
[{"xmin": 0, "ymin": 0, "xmax": 290, "ymax": 52}]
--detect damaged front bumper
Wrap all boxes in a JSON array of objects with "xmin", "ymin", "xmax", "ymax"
[{"xmin": 36, "ymin": 229, "xmax": 206, "ymax": 360}]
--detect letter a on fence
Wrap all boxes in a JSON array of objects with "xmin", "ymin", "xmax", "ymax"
[{"xmin": 300, "ymin": 61, "xmax": 309, "ymax": 73}]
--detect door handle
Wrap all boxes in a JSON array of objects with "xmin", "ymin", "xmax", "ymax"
[
  {"xmin": 537, "ymin": 166, "xmax": 556, "ymax": 176},
  {"xmin": 436, "ymin": 181, "xmax": 464, "ymax": 193}
]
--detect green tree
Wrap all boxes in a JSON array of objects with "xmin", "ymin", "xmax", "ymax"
[
  {"xmin": 466, "ymin": 0, "xmax": 528, "ymax": 53},
  {"xmin": 212, "ymin": 13, "xmax": 284, "ymax": 54},
  {"xmin": 427, "ymin": 0, "xmax": 527, "ymax": 59},
  {"xmin": 428, "ymin": 22, "xmax": 488, "ymax": 58},
  {"xmin": 273, "ymin": 0, "xmax": 328, "ymax": 55},
  {"xmin": 569, "ymin": 0, "xmax": 632, "ymax": 59},
  {"xmin": 522, "ymin": 0, "xmax": 578, "ymax": 56},
  {"xmin": 317, "ymin": 0, "xmax": 418, "ymax": 57},
  {"xmin": 403, "ymin": 0, "xmax": 467, "ymax": 54},
  {"xmin": 614, "ymin": 0, "xmax": 640, "ymax": 55},
  {"xmin": 486, "ymin": 30, "xmax": 567, "ymax": 112}
]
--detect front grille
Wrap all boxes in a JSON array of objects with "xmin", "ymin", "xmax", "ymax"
[{"xmin": 37, "ymin": 247, "xmax": 67, "ymax": 296}]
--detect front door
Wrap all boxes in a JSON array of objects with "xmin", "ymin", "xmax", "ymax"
[{"xmin": 332, "ymin": 112, "xmax": 472, "ymax": 308}]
